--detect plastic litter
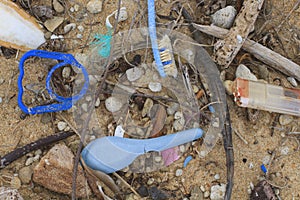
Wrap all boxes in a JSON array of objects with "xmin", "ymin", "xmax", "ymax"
[
  {"xmin": 18, "ymin": 50, "xmax": 89, "ymax": 114},
  {"xmin": 183, "ymin": 155, "xmax": 193, "ymax": 168},
  {"xmin": 260, "ymin": 164, "xmax": 267, "ymax": 174},
  {"xmin": 81, "ymin": 128, "xmax": 203, "ymax": 173},
  {"xmin": 233, "ymin": 78, "xmax": 300, "ymax": 116}
]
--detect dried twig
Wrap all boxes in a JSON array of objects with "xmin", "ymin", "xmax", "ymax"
[
  {"xmin": 192, "ymin": 24, "xmax": 300, "ymax": 81},
  {"xmin": 0, "ymin": 131, "xmax": 75, "ymax": 169}
]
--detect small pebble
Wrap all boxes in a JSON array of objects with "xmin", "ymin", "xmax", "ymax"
[
  {"xmin": 53, "ymin": 0, "xmax": 64, "ymax": 13},
  {"xmin": 287, "ymin": 77, "xmax": 297, "ymax": 87},
  {"xmin": 126, "ymin": 67, "xmax": 143, "ymax": 82},
  {"xmin": 62, "ymin": 66, "xmax": 71, "ymax": 79},
  {"xmin": 115, "ymin": 7, "xmax": 128, "ymax": 22},
  {"xmin": 211, "ymin": 6, "xmax": 237, "ymax": 29},
  {"xmin": 154, "ymin": 156, "xmax": 162, "ymax": 162},
  {"xmin": 77, "ymin": 25, "xmax": 84, "ymax": 32},
  {"xmin": 279, "ymin": 114, "xmax": 294, "ymax": 126},
  {"xmin": 0, "ymin": 97, "xmax": 3, "ymax": 104},
  {"xmin": 200, "ymin": 185, "xmax": 206, "ymax": 192},
  {"xmin": 173, "ymin": 118, "xmax": 185, "ymax": 131},
  {"xmin": 81, "ymin": 103, "xmax": 88, "ymax": 112},
  {"xmin": 35, "ymin": 149, "xmax": 42, "ymax": 156},
  {"xmin": 148, "ymin": 82, "xmax": 162, "ymax": 92},
  {"xmin": 44, "ymin": 17, "xmax": 64, "ymax": 32},
  {"xmin": 114, "ymin": 125, "xmax": 125, "ymax": 137},
  {"xmin": 175, "ymin": 169, "xmax": 183, "ymax": 177},
  {"xmin": 105, "ymin": 96, "xmax": 123, "ymax": 112},
  {"xmin": 280, "ymin": 146, "xmax": 289, "ymax": 155},
  {"xmin": 192, "ymin": 85, "xmax": 199, "ymax": 93},
  {"xmin": 18, "ymin": 166, "xmax": 33, "ymax": 184},
  {"xmin": 77, "ymin": 33, "xmax": 83, "ymax": 39},
  {"xmin": 147, "ymin": 178, "xmax": 155, "ymax": 185},
  {"xmin": 25, "ymin": 157, "xmax": 34, "ymax": 166},
  {"xmin": 95, "ymin": 98, "xmax": 101, "ymax": 107},
  {"xmin": 74, "ymin": 4, "xmax": 80, "ymax": 12},
  {"xmin": 179, "ymin": 145, "xmax": 185, "ymax": 153},
  {"xmin": 69, "ymin": 7, "xmax": 75, "ymax": 12},
  {"xmin": 210, "ymin": 184, "xmax": 226, "ymax": 200},
  {"xmin": 275, "ymin": 189, "xmax": 280, "ymax": 195},
  {"xmin": 167, "ymin": 103, "xmax": 179, "ymax": 115},
  {"xmin": 174, "ymin": 111, "xmax": 183, "ymax": 120},
  {"xmin": 247, "ymin": 188, "xmax": 252, "ymax": 194},
  {"xmin": 214, "ymin": 174, "xmax": 220, "ymax": 180},
  {"xmin": 142, "ymin": 98, "xmax": 153, "ymax": 117},
  {"xmin": 236, "ymin": 64, "xmax": 257, "ymax": 81},
  {"xmin": 57, "ymin": 121, "xmax": 67, "ymax": 131},
  {"xmin": 87, "ymin": 0, "xmax": 103, "ymax": 14},
  {"xmin": 204, "ymin": 191, "xmax": 210, "ymax": 198},
  {"xmin": 223, "ymin": 80, "xmax": 233, "ymax": 94},
  {"xmin": 64, "ymin": 23, "xmax": 76, "ymax": 33}
]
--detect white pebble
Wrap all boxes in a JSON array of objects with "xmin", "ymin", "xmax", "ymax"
[
  {"xmin": 35, "ymin": 149, "xmax": 42, "ymax": 156},
  {"xmin": 74, "ymin": 4, "xmax": 80, "ymax": 12},
  {"xmin": 173, "ymin": 118, "xmax": 185, "ymax": 131},
  {"xmin": 280, "ymin": 146, "xmax": 289, "ymax": 155},
  {"xmin": 25, "ymin": 157, "xmax": 34, "ymax": 166},
  {"xmin": 81, "ymin": 103, "xmax": 88, "ymax": 112},
  {"xmin": 287, "ymin": 77, "xmax": 297, "ymax": 87},
  {"xmin": 200, "ymin": 185, "xmax": 206, "ymax": 192},
  {"xmin": 174, "ymin": 111, "xmax": 183, "ymax": 120},
  {"xmin": 64, "ymin": 23, "xmax": 76, "ymax": 33},
  {"xmin": 154, "ymin": 156, "xmax": 162, "ymax": 162},
  {"xmin": 211, "ymin": 6, "xmax": 237, "ymax": 29},
  {"xmin": 0, "ymin": 97, "xmax": 2, "ymax": 104},
  {"xmin": 114, "ymin": 125, "xmax": 125, "ymax": 137},
  {"xmin": 147, "ymin": 178, "xmax": 155, "ymax": 185},
  {"xmin": 148, "ymin": 82, "xmax": 162, "ymax": 92},
  {"xmin": 167, "ymin": 103, "xmax": 179, "ymax": 115},
  {"xmin": 210, "ymin": 184, "xmax": 226, "ymax": 200},
  {"xmin": 105, "ymin": 97, "xmax": 123, "ymax": 112},
  {"xmin": 95, "ymin": 98, "xmax": 101, "ymax": 107},
  {"xmin": 214, "ymin": 173, "xmax": 220, "ymax": 180},
  {"xmin": 62, "ymin": 66, "xmax": 71, "ymax": 78},
  {"xmin": 175, "ymin": 169, "xmax": 183, "ymax": 177},
  {"xmin": 279, "ymin": 114, "xmax": 294, "ymax": 126},
  {"xmin": 204, "ymin": 191, "xmax": 210, "ymax": 198},
  {"xmin": 57, "ymin": 121, "xmax": 67, "ymax": 131},
  {"xmin": 236, "ymin": 64, "xmax": 257, "ymax": 81},
  {"xmin": 77, "ymin": 25, "xmax": 84, "ymax": 32},
  {"xmin": 69, "ymin": 7, "xmax": 75, "ymax": 12},
  {"xmin": 87, "ymin": 0, "xmax": 103, "ymax": 14},
  {"xmin": 76, "ymin": 33, "xmax": 83, "ymax": 39},
  {"xmin": 179, "ymin": 145, "xmax": 185, "ymax": 153},
  {"xmin": 126, "ymin": 67, "xmax": 143, "ymax": 82},
  {"xmin": 115, "ymin": 7, "xmax": 128, "ymax": 22}
]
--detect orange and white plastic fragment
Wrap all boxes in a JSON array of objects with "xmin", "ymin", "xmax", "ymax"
[{"xmin": 233, "ymin": 78, "xmax": 300, "ymax": 117}]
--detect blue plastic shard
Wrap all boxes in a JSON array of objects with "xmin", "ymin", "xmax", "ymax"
[
  {"xmin": 183, "ymin": 155, "xmax": 193, "ymax": 168},
  {"xmin": 81, "ymin": 128, "xmax": 203, "ymax": 173}
]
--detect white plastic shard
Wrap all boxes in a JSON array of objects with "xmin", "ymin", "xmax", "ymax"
[{"xmin": 0, "ymin": 0, "xmax": 45, "ymax": 51}]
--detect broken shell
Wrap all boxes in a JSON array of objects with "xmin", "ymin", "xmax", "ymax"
[
  {"xmin": 0, "ymin": 0, "xmax": 46, "ymax": 51},
  {"xmin": 115, "ymin": 7, "xmax": 128, "ymax": 22}
]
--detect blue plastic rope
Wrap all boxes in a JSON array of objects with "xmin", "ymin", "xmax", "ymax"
[
  {"xmin": 18, "ymin": 50, "xmax": 89, "ymax": 114},
  {"xmin": 148, "ymin": 0, "xmax": 166, "ymax": 78}
]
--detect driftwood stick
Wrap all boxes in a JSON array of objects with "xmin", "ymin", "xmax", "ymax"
[
  {"xmin": 193, "ymin": 24, "xmax": 300, "ymax": 81},
  {"xmin": 213, "ymin": 0, "xmax": 265, "ymax": 67}
]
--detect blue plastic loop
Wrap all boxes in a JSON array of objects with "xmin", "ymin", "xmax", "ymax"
[{"xmin": 18, "ymin": 50, "xmax": 89, "ymax": 114}]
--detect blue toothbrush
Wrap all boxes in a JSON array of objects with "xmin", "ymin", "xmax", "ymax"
[{"xmin": 81, "ymin": 128, "xmax": 203, "ymax": 173}]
